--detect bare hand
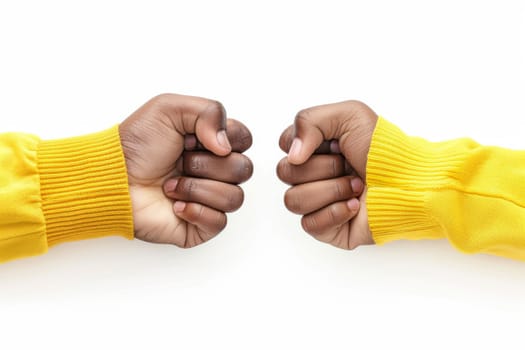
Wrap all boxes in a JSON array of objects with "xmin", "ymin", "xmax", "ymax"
[
  {"xmin": 277, "ymin": 100, "xmax": 377, "ymax": 250},
  {"xmin": 119, "ymin": 94, "xmax": 253, "ymax": 248}
]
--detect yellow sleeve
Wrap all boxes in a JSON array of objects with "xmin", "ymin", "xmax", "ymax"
[
  {"xmin": 367, "ymin": 117, "xmax": 525, "ymax": 260},
  {"xmin": 0, "ymin": 126, "xmax": 134, "ymax": 263}
]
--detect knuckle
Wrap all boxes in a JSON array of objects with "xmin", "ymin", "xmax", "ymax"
[
  {"xmin": 276, "ymin": 158, "xmax": 293, "ymax": 182},
  {"xmin": 217, "ymin": 214, "xmax": 228, "ymax": 232},
  {"xmin": 179, "ymin": 178, "xmax": 197, "ymax": 201},
  {"xmin": 190, "ymin": 155, "xmax": 202, "ymax": 171},
  {"xmin": 151, "ymin": 93, "xmax": 173, "ymax": 105},
  {"xmin": 331, "ymin": 157, "xmax": 338, "ymax": 178},
  {"xmin": 301, "ymin": 215, "xmax": 318, "ymax": 235},
  {"xmin": 278, "ymin": 132, "xmax": 289, "ymax": 152},
  {"xmin": 343, "ymin": 100, "xmax": 375, "ymax": 120},
  {"xmin": 284, "ymin": 188, "xmax": 302, "ymax": 214},
  {"xmin": 334, "ymin": 179, "xmax": 343, "ymax": 199},
  {"xmin": 333, "ymin": 177, "xmax": 351, "ymax": 200},
  {"xmin": 187, "ymin": 204, "xmax": 204, "ymax": 222},
  {"xmin": 279, "ymin": 125, "xmax": 296, "ymax": 152},
  {"xmin": 226, "ymin": 187, "xmax": 244, "ymax": 212},
  {"xmin": 184, "ymin": 154, "xmax": 205, "ymax": 174},
  {"xmin": 229, "ymin": 154, "xmax": 253, "ymax": 184},
  {"xmin": 294, "ymin": 108, "xmax": 313, "ymax": 124},
  {"xmin": 329, "ymin": 156, "xmax": 345, "ymax": 177},
  {"xmin": 239, "ymin": 157, "xmax": 254, "ymax": 182},
  {"xmin": 206, "ymin": 99, "xmax": 226, "ymax": 116},
  {"xmin": 328, "ymin": 204, "xmax": 341, "ymax": 223},
  {"xmin": 234, "ymin": 123, "xmax": 253, "ymax": 150},
  {"xmin": 346, "ymin": 100, "xmax": 367, "ymax": 109}
]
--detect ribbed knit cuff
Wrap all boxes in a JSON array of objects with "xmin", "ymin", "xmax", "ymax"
[
  {"xmin": 367, "ymin": 187, "xmax": 442, "ymax": 244},
  {"xmin": 37, "ymin": 126, "xmax": 134, "ymax": 246},
  {"xmin": 366, "ymin": 117, "xmax": 465, "ymax": 243},
  {"xmin": 367, "ymin": 117, "xmax": 469, "ymax": 190}
]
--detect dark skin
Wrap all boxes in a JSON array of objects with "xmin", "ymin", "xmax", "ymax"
[
  {"xmin": 119, "ymin": 94, "xmax": 253, "ymax": 248},
  {"xmin": 277, "ymin": 100, "xmax": 378, "ymax": 250},
  {"xmin": 118, "ymin": 94, "xmax": 375, "ymax": 250}
]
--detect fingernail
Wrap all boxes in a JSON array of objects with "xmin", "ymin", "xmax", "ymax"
[
  {"xmin": 330, "ymin": 140, "xmax": 341, "ymax": 154},
  {"xmin": 347, "ymin": 198, "xmax": 360, "ymax": 212},
  {"xmin": 167, "ymin": 179, "xmax": 178, "ymax": 193},
  {"xmin": 217, "ymin": 130, "xmax": 231, "ymax": 150},
  {"xmin": 174, "ymin": 201, "xmax": 186, "ymax": 213},
  {"xmin": 184, "ymin": 135, "xmax": 197, "ymax": 150},
  {"xmin": 288, "ymin": 138, "xmax": 302, "ymax": 159},
  {"xmin": 350, "ymin": 177, "xmax": 363, "ymax": 194}
]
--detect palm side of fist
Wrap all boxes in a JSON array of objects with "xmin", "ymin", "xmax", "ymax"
[
  {"xmin": 277, "ymin": 100, "xmax": 378, "ymax": 250},
  {"xmin": 119, "ymin": 94, "xmax": 253, "ymax": 248}
]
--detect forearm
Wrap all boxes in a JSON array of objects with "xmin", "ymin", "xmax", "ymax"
[
  {"xmin": 367, "ymin": 117, "xmax": 525, "ymax": 260},
  {"xmin": 0, "ymin": 133, "xmax": 47, "ymax": 261},
  {"xmin": 0, "ymin": 126, "xmax": 134, "ymax": 263}
]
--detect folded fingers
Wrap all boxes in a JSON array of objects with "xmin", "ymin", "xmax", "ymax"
[
  {"xmin": 284, "ymin": 176, "xmax": 363, "ymax": 215},
  {"xmin": 183, "ymin": 152, "xmax": 253, "ymax": 184},
  {"xmin": 277, "ymin": 154, "xmax": 352, "ymax": 185},
  {"xmin": 164, "ymin": 177, "xmax": 244, "ymax": 213},
  {"xmin": 301, "ymin": 199, "xmax": 360, "ymax": 242},
  {"xmin": 172, "ymin": 201, "xmax": 227, "ymax": 246}
]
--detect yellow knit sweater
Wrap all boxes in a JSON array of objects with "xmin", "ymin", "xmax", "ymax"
[
  {"xmin": 1, "ymin": 120, "xmax": 525, "ymax": 262},
  {"xmin": 0, "ymin": 126, "xmax": 133, "ymax": 262},
  {"xmin": 368, "ymin": 117, "xmax": 525, "ymax": 260}
]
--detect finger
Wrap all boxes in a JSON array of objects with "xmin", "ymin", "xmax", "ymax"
[
  {"xmin": 184, "ymin": 134, "xmax": 198, "ymax": 150},
  {"xmin": 279, "ymin": 124, "xmax": 339, "ymax": 154},
  {"xmin": 173, "ymin": 201, "xmax": 227, "ymax": 243},
  {"xmin": 183, "ymin": 152, "xmax": 253, "ymax": 184},
  {"xmin": 149, "ymin": 93, "xmax": 231, "ymax": 156},
  {"xmin": 185, "ymin": 118, "xmax": 253, "ymax": 153},
  {"xmin": 286, "ymin": 101, "xmax": 377, "ymax": 177},
  {"xmin": 278, "ymin": 125, "xmax": 294, "ymax": 152},
  {"xmin": 164, "ymin": 177, "xmax": 244, "ymax": 213},
  {"xmin": 225, "ymin": 119, "xmax": 253, "ymax": 152},
  {"xmin": 284, "ymin": 176, "xmax": 364, "ymax": 215},
  {"xmin": 276, "ymin": 154, "xmax": 350, "ymax": 185},
  {"xmin": 301, "ymin": 199, "xmax": 360, "ymax": 237}
]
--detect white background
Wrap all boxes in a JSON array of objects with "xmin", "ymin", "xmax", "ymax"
[{"xmin": 0, "ymin": 0, "xmax": 524, "ymax": 349}]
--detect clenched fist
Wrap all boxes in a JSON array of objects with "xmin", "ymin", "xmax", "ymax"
[
  {"xmin": 277, "ymin": 100, "xmax": 378, "ymax": 250},
  {"xmin": 119, "ymin": 94, "xmax": 253, "ymax": 248}
]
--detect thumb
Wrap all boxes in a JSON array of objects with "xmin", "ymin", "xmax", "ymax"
[
  {"xmin": 287, "ymin": 100, "xmax": 378, "ymax": 178},
  {"xmin": 153, "ymin": 93, "xmax": 232, "ymax": 156},
  {"xmin": 194, "ymin": 100, "xmax": 232, "ymax": 156}
]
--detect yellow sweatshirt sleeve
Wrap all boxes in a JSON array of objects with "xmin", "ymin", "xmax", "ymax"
[
  {"xmin": 367, "ymin": 117, "xmax": 525, "ymax": 260},
  {"xmin": 0, "ymin": 126, "xmax": 134, "ymax": 263}
]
